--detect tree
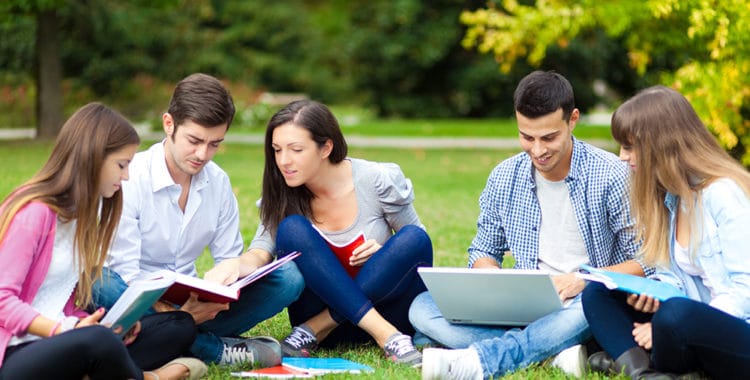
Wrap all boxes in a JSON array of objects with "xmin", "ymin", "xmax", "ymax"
[
  {"xmin": 461, "ymin": 0, "xmax": 750, "ymax": 164},
  {"xmin": 1, "ymin": 0, "xmax": 67, "ymax": 138},
  {"xmin": 35, "ymin": 7, "xmax": 63, "ymax": 139}
]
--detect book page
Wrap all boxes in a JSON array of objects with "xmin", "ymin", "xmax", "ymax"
[
  {"xmin": 101, "ymin": 274, "xmax": 175, "ymax": 336},
  {"xmin": 148, "ymin": 270, "xmax": 237, "ymax": 304},
  {"xmin": 147, "ymin": 252, "xmax": 301, "ymax": 305},
  {"xmin": 229, "ymin": 251, "xmax": 301, "ymax": 290}
]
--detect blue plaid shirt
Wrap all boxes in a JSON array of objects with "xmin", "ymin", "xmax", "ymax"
[{"xmin": 468, "ymin": 137, "xmax": 647, "ymax": 273}]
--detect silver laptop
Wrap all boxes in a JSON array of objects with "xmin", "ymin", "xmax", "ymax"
[{"xmin": 418, "ymin": 267, "xmax": 563, "ymax": 326}]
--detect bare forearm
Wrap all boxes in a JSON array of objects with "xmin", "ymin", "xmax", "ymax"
[
  {"xmin": 471, "ymin": 256, "xmax": 502, "ymax": 269},
  {"xmin": 603, "ymin": 260, "xmax": 645, "ymax": 276},
  {"xmin": 238, "ymin": 248, "xmax": 273, "ymax": 277}
]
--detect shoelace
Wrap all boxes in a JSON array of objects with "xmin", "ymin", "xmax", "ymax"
[
  {"xmin": 222, "ymin": 345, "xmax": 254, "ymax": 364},
  {"xmin": 384, "ymin": 335, "xmax": 415, "ymax": 357},
  {"xmin": 445, "ymin": 352, "xmax": 478, "ymax": 379},
  {"xmin": 285, "ymin": 327, "xmax": 316, "ymax": 349}
]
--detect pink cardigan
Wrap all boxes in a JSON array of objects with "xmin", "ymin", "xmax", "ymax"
[{"xmin": 0, "ymin": 202, "xmax": 87, "ymax": 365}]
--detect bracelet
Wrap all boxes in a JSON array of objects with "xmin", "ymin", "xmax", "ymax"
[{"xmin": 48, "ymin": 321, "xmax": 62, "ymax": 337}]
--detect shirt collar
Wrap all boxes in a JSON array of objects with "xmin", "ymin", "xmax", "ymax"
[
  {"xmin": 149, "ymin": 140, "xmax": 174, "ymax": 192},
  {"xmin": 664, "ymin": 192, "xmax": 679, "ymax": 212},
  {"xmin": 147, "ymin": 140, "xmax": 209, "ymax": 193},
  {"xmin": 524, "ymin": 136, "xmax": 580, "ymax": 186}
]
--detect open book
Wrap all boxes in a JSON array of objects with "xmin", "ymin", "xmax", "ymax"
[
  {"xmin": 101, "ymin": 274, "xmax": 175, "ymax": 337},
  {"xmin": 576, "ymin": 264, "xmax": 686, "ymax": 301},
  {"xmin": 149, "ymin": 251, "xmax": 301, "ymax": 304},
  {"xmin": 312, "ymin": 226, "xmax": 366, "ymax": 277}
]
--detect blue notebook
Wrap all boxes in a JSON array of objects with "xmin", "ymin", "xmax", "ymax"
[
  {"xmin": 577, "ymin": 264, "xmax": 687, "ymax": 301},
  {"xmin": 281, "ymin": 357, "xmax": 374, "ymax": 374}
]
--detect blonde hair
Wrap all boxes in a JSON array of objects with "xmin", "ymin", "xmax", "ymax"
[
  {"xmin": 611, "ymin": 86, "xmax": 750, "ymax": 265},
  {"xmin": 0, "ymin": 103, "xmax": 139, "ymax": 307}
]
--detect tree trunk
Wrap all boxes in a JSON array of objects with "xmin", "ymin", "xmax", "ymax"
[{"xmin": 36, "ymin": 10, "xmax": 64, "ymax": 140}]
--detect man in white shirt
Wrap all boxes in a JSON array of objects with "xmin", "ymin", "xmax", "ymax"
[{"xmin": 93, "ymin": 73, "xmax": 304, "ymax": 366}]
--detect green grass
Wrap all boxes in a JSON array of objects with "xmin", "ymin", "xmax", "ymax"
[
  {"xmin": 0, "ymin": 137, "xmax": 625, "ymax": 380},
  {"xmin": 339, "ymin": 118, "xmax": 613, "ymax": 139},
  {"xmin": 229, "ymin": 115, "xmax": 614, "ymax": 140}
]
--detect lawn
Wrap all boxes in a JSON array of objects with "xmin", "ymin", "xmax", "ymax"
[
  {"xmin": 232, "ymin": 115, "xmax": 614, "ymax": 140},
  {"xmin": 0, "ymin": 132, "xmax": 625, "ymax": 379}
]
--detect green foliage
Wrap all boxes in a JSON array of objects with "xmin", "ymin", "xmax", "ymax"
[
  {"xmin": 343, "ymin": 0, "xmax": 521, "ymax": 117},
  {"xmin": 1, "ymin": 0, "xmax": 691, "ymax": 126},
  {"xmin": 0, "ymin": 75, "xmax": 35, "ymax": 126},
  {"xmin": 461, "ymin": 0, "xmax": 750, "ymax": 164},
  {"xmin": 0, "ymin": 1, "xmax": 570, "ymax": 124}
]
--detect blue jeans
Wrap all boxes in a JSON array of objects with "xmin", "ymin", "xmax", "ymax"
[
  {"xmin": 93, "ymin": 262, "xmax": 304, "ymax": 363},
  {"xmin": 276, "ymin": 214, "xmax": 433, "ymax": 346},
  {"xmin": 409, "ymin": 291, "xmax": 590, "ymax": 378},
  {"xmin": 581, "ymin": 281, "xmax": 651, "ymax": 358},
  {"xmin": 583, "ymin": 282, "xmax": 750, "ymax": 379}
]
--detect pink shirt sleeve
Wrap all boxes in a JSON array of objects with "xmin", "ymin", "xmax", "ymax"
[{"xmin": 0, "ymin": 202, "xmax": 57, "ymax": 336}]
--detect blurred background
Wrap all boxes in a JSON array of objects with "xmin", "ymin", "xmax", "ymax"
[{"xmin": 1, "ymin": 0, "xmax": 748, "ymax": 162}]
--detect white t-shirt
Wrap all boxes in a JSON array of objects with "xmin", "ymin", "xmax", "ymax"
[
  {"xmin": 673, "ymin": 238, "xmax": 715, "ymax": 298},
  {"xmin": 535, "ymin": 172, "xmax": 589, "ymax": 274},
  {"xmin": 10, "ymin": 220, "xmax": 78, "ymax": 346}
]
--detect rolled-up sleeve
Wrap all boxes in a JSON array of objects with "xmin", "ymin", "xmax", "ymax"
[{"xmin": 373, "ymin": 162, "xmax": 423, "ymax": 231}]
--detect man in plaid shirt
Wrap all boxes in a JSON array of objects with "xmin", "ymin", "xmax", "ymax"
[{"xmin": 414, "ymin": 71, "xmax": 650, "ymax": 380}]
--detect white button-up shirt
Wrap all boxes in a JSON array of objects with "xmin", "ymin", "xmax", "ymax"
[{"xmin": 106, "ymin": 141, "xmax": 244, "ymax": 283}]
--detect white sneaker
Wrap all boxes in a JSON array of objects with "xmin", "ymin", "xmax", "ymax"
[
  {"xmin": 550, "ymin": 344, "xmax": 587, "ymax": 377},
  {"xmin": 422, "ymin": 347, "xmax": 483, "ymax": 380}
]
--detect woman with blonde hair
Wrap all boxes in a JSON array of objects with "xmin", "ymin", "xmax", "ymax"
[
  {"xmin": 582, "ymin": 86, "xmax": 750, "ymax": 379},
  {"xmin": 0, "ymin": 103, "xmax": 204, "ymax": 380}
]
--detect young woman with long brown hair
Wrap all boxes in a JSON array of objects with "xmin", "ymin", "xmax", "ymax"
[
  {"xmin": 0, "ymin": 103, "xmax": 204, "ymax": 380},
  {"xmin": 247, "ymin": 100, "xmax": 433, "ymax": 366}
]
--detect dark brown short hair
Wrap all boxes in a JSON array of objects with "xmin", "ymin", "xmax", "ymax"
[
  {"xmin": 167, "ymin": 73, "xmax": 235, "ymax": 130},
  {"xmin": 514, "ymin": 70, "xmax": 575, "ymax": 122}
]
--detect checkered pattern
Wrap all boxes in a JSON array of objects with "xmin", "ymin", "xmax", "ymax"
[{"xmin": 468, "ymin": 138, "xmax": 648, "ymax": 274}]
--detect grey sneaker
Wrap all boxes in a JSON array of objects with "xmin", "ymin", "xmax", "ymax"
[
  {"xmin": 422, "ymin": 347, "xmax": 483, "ymax": 380},
  {"xmin": 281, "ymin": 325, "xmax": 318, "ymax": 357},
  {"xmin": 383, "ymin": 333, "xmax": 422, "ymax": 367},
  {"xmin": 219, "ymin": 336, "xmax": 282, "ymax": 367}
]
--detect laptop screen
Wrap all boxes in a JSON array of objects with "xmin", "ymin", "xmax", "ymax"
[{"xmin": 418, "ymin": 267, "xmax": 563, "ymax": 326}]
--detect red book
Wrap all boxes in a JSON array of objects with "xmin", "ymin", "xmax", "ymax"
[
  {"xmin": 231, "ymin": 365, "xmax": 313, "ymax": 378},
  {"xmin": 313, "ymin": 227, "xmax": 366, "ymax": 278},
  {"xmin": 146, "ymin": 251, "xmax": 301, "ymax": 304}
]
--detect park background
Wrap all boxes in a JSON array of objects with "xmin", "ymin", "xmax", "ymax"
[{"xmin": 1, "ymin": 1, "xmax": 749, "ymax": 379}]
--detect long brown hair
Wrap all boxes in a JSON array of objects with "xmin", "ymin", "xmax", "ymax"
[
  {"xmin": 611, "ymin": 86, "xmax": 750, "ymax": 265},
  {"xmin": 259, "ymin": 100, "xmax": 347, "ymax": 237},
  {"xmin": 0, "ymin": 102, "xmax": 140, "ymax": 307}
]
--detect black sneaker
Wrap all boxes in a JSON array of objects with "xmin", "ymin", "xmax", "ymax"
[
  {"xmin": 383, "ymin": 333, "xmax": 422, "ymax": 367},
  {"xmin": 281, "ymin": 325, "xmax": 318, "ymax": 357},
  {"xmin": 219, "ymin": 336, "xmax": 282, "ymax": 367}
]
